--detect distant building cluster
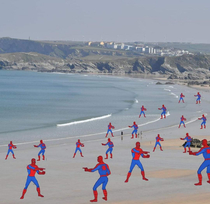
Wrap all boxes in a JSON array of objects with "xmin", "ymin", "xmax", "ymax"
[{"xmin": 87, "ymin": 41, "xmax": 191, "ymax": 57}]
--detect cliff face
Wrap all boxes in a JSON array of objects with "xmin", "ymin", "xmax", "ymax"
[
  {"xmin": 0, "ymin": 38, "xmax": 210, "ymax": 79},
  {"xmin": 0, "ymin": 52, "xmax": 210, "ymax": 79}
]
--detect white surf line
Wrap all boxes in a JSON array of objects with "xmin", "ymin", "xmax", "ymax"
[
  {"xmin": 146, "ymin": 114, "xmax": 161, "ymax": 116},
  {"xmin": 57, "ymin": 114, "xmax": 112, "ymax": 127},
  {"xmin": 144, "ymin": 113, "xmax": 207, "ymax": 134},
  {"xmin": 164, "ymin": 89, "xmax": 171, "ymax": 92},
  {"xmin": 0, "ymin": 112, "xmax": 172, "ymax": 148},
  {"xmin": 0, "ymin": 131, "xmax": 111, "ymax": 147},
  {"xmin": 170, "ymin": 92, "xmax": 178, "ymax": 98},
  {"xmin": 185, "ymin": 113, "xmax": 208, "ymax": 125},
  {"xmin": 112, "ymin": 112, "xmax": 170, "ymax": 132}
]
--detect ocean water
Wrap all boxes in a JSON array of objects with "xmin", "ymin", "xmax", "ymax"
[{"xmin": 0, "ymin": 70, "xmax": 209, "ymax": 145}]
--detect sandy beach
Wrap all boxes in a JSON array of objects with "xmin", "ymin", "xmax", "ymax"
[
  {"xmin": 1, "ymin": 118, "xmax": 210, "ymax": 204},
  {"xmin": 1, "ymin": 71, "xmax": 210, "ymax": 204}
]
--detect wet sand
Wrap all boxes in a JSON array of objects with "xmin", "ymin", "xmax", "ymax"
[{"xmin": 1, "ymin": 119, "xmax": 210, "ymax": 204}]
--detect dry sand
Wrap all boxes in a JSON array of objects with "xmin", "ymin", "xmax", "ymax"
[{"xmin": 1, "ymin": 120, "xmax": 210, "ymax": 204}]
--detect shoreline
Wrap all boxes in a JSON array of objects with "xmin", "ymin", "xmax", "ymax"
[
  {"xmin": 1, "ymin": 70, "xmax": 210, "ymax": 203},
  {"xmin": 3, "ymin": 69, "xmax": 210, "ymax": 92}
]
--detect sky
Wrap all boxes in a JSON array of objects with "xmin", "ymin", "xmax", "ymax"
[{"xmin": 0, "ymin": 0, "xmax": 210, "ymax": 43}]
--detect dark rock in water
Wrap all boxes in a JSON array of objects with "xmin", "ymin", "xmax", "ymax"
[
  {"xmin": 203, "ymin": 80, "xmax": 210, "ymax": 85},
  {"xmin": 187, "ymin": 81, "xmax": 200, "ymax": 86},
  {"xmin": 182, "ymin": 138, "xmax": 210, "ymax": 148},
  {"xmin": 156, "ymin": 82, "xmax": 162, "ymax": 85},
  {"xmin": 165, "ymin": 81, "xmax": 174, "ymax": 85},
  {"xmin": 168, "ymin": 74, "xmax": 179, "ymax": 79}
]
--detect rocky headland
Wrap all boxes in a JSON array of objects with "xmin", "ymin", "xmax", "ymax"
[{"xmin": 1, "ymin": 38, "xmax": 210, "ymax": 81}]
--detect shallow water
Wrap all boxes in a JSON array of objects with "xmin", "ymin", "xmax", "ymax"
[{"xmin": 0, "ymin": 70, "xmax": 209, "ymax": 144}]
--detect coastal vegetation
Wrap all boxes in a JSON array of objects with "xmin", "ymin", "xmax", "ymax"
[{"xmin": 1, "ymin": 38, "xmax": 210, "ymax": 80}]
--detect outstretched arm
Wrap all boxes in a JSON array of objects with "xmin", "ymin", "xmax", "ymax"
[
  {"xmin": 83, "ymin": 167, "xmax": 92, "ymax": 172},
  {"xmin": 189, "ymin": 151, "xmax": 197, "ymax": 155},
  {"xmin": 189, "ymin": 147, "xmax": 205, "ymax": 156},
  {"xmin": 143, "ymin": 154, "xmax": 150, "ymax": 158},
  {"xmin": 36, "ymin": 167, "xmax": 45, "ymax": 171},
  {"xmin": 12, "ymin": 145, "xmax": 17, "ymax": 149},
  {"xmin": 83, "ymin": 164, "xmax": 100, "ymax": 172},
  {"xmin": 142, "ymin": 150, "xmax": 150, "ymax": 154},
  {"xmin": 28, "ymin": 165, "xmax": 45, "ymax": 172}
]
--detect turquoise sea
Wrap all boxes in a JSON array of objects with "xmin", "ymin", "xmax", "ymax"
[{"xmin": 0, "ymin": 70, "xmax": 209, "ymax": 145}]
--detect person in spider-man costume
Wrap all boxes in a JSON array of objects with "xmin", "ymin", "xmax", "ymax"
[
  {"xmin": 128, "ymin": 121, "xmax": 138, "ymax": 139},
  {"xmin": 73, "ymin": 139, "xmax": 84, "ymax": 158},
  {"xmin": 189, "ymin": 139, "xmax": 210, "ymax": 186},
  {"xmin": 180, "ymin": 133, "xmax": 192, "ymax": 153},
  {"xmin": 5, "ymin": 141, "xmax": 17, "ymax": 160},
  {"xmin": 125, "ymin": 142, "xmax": 150, "ymax": 183},
  {"xmin": 153, "ymin": 134, "xmax": 164, "ymax": 152},
  {"xmin": 83, "ymin": 155, "xmax": 111, "ymax": 202},
  {"xmin": 34, "ymin": 140, "xmax": 46, "ymax": 161},
  {"xmin": 139, "ymin": 105, "xmax": 147, "ymax": 118},
  {"xmin": 102, "ymin": 138, "xmax": 114, "ymax": 159},
  {"xmin": 158, "ymin": 105, "xmax": 167, "ymax": 119},
  {"xmin": 194, "ymin": 92, "xmax": 201, "ymax": 104},
  {"xmin": 105, "ymin": 122, "xmax": 115, "ymax": 137},
  {"xmin": 198, "ymin": 114, "xmax": 207, "ymax": 129},
  {"xmin": 20, "ymin": 158, "xmax": 45, "ymax": 199},
  {"xmin": 179, "ymin": 115, "xmax": 186, "ymax": 128},
  {"xmin": 178, "ymin": 93, "xmax": 185, "ymax": 103}
]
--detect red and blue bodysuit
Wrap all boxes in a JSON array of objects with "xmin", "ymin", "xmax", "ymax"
[
  {"xmin": 20, "ymin": 158, "xmax": 45, "ymax": 199},
  {"xmin": 153, "ymin": 134, "xmax": 164, "ymax": 152},
  {"xmin": 129, "ymin": 148, "xmax": 144, "ymax": 172},
  {"xmin": 106, "ymin": 123, "xmax": 115, "ymax": 137},
  {"xmin": 91, "ymin": 163, "xmax": 111, "ymax": 192},
  {"xmin": 38, "ymin": 143, "xmax": 46, "ymax": 156},
  {"xmin": 189, "ymin": 139, "xmax": 210, "ymax": 185},
  {"xmin": 75, "ymin": 142, "xmax": 82, "ymax": 153},
  {"xmin": 73, "ymin": 140, "xmax": 84, "ymax": 158},
  {"xmin": 195, "ymin": 92, "xmax": 201, "ymax": 104},
  {"xmin": 102, "ymin": 139, "xmax": 114, "ymax": 159},
  {"xmin": 34, "ymin": 140, "xmax": 46, "ymax": 161},
  {"xmin": 125, "ymin": 142, "xmax": 150, "ymax": 182},
  {"xmin": 180, "ymin": 133, "xmax": 192, "ymax": 153},
  {"xmin": 196, "ymin": 147, "xmax": 210, "ymax": 175},
  {"xmin": 139, "ymin": 106, "xmax": 147, "ymax": 118},
  {"xmin": 129, "ymin": 122, "xmax": 138, "ymax": 139},
  {"xmin": 199, "ymin": 115, "xmax": 207, "ymax": 129},
  {"xmin": 83, "ymin": 156, "xmax": 111, "ymax": 202},
  {"xmin": 179, "ymin": 115, "xmax": 186, "ymax": 128},
  {"xmin": 179, "ymin": 93, "xmax": 185, "ymax": 103},
  {"xmin": 158, "ymin": 105, "xmax": 167, "ymax": 119},
  {"xmin": 8, "ymin": 144, "xmax": 14, "ymax": 155},
  {"xmin": 6, "ymin": 143, "xmax": 16, "ymax": 159},
  {"xmin": 24, "ymin": 165, "xmax": 41, "ymax": 189}
]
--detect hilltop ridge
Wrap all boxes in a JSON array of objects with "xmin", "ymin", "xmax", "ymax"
[{"xmin": 0, "ymin": 38, "xmax": 210, "ymax": 80}]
